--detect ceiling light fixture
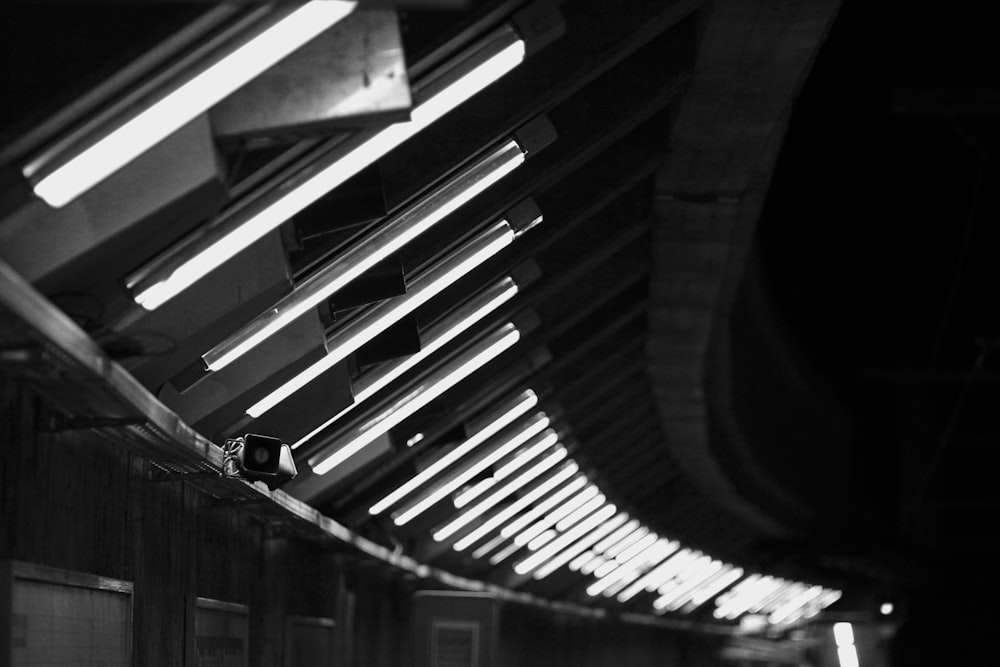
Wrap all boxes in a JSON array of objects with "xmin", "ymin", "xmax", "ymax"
[
  {"xmin": 204, "ymin": 141, "xmax": 526, "ymax": 369},
  {"xmin": 527, "ymin": 508, "xmax": 628, "ymax": 580},
  {"xmin": 587, "ymin": 538, "xmax": 674, "ymax": 598},
  {"xmin": 433, "ymin": 440, "xmax": 565, "ymax": 542},
  {"xmin": 310, "ymin": 323, "xmax": 523, "ymax": 475},
  {"xmin": 616, "ymin": 549, "xmax": 696, "ymax": 603},
  {"xmin": 25, "ymin": 2, "xmax": 357, "ymax": 208},
  {"xmin": 453, "ymin": 463, "xmax": 579, "ymax": 553},
  {"xmin": 511, "ymin": 487, "xmax": 602, "ymax": 547},
  {"xmin": 290, "ymin": 277, "xmax": 519, "ymax": 449},
  {"xmin": 247, "ymin": 219, "xmax": 516, "ymax": 418},
  {"xmin": 368, "ymin": 390, "xmax": 538, "ymax": 515},
  {"xmin": 126, "ymin": 24, "xmax": 527, "ymax": 311},
  {"xmin": 472, "ymin": 475, "xmax": 589, "ymax": 560},
  {"xmin": 591, "ymin": 520, "xmax": 641, "ymax": 556},
  {"xmin": 390, "ymin": 415, "xmax": 552, "ymax": 525},
  {"xmin": 681, "ymin": 567, "xmax": 745, "ymax": 613}
]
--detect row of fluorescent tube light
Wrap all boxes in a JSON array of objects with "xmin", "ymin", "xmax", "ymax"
[
  {"xmin": 364, "ymin": 399, "xmax": 841, "ymax": 619},
  {"xmin": 124, "ymin": 23, "xmax": 528, "ymax": 312}
]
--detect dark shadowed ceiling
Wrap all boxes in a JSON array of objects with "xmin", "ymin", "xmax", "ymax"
[{"xmin": 2, "ymin": 0, "xmax": 996, "ymax": 657}]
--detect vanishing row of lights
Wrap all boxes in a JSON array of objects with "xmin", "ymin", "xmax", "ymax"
[
  {"xmin": 362, "ymin": 391, "xmax": 840, "ymax": 619},
  {"xmin": 713, "ymin": 574, "xmax": 842, "ymax": 626}
]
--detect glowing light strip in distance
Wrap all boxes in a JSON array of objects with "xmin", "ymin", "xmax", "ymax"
[
  {"xmin": 128, "ymin": 25, "xmax": 526, "ymax": 310},
  {"xmin": 311, "ymin": 324, "xmax": 522, "ymax": 475},
  {"xmin": 29, "ymin": 2, "xmax": 357, "ymax": 207}
]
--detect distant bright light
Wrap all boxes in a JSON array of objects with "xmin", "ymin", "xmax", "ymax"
[
  {"xmin": 833, "ymin": 622, "xmax": 855, "ymax": 648},
  {"xmin": 880, "ymin": 602, "xmax": 894, "ymax": 616}
]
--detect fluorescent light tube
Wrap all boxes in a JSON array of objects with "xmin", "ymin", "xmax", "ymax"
[
  {"xmin": 311, "ymin": 323, "xmax": 522, "ymax": 475},
  {"xmin": 391, "ymin": 413, "xmax": 551, "ymax": 525},
  {"xmin": 432, "ymin": 439, "xmax": 564, "ymax": 541},
  {"xmin": 603, "ymin": 527, "xmax": 650, "ymax": 559},
  {"xmin": 526, "ymin": 529, "xmax": 558, "ymax": 551},
  {"xmin": 248, "ymin": 219, "xmax": 516, "ymax": 418},
  {"xmin": 657, "ymin": 555, "xmax": 715, "ymax": 596},
  {"xmin": 654, "ymin": 559, "xmax": 725, "ymax": 611},
  {"xmin": 471, "ymin": 534, "xmax": 508, "ymax": 560},
  {"xmin": 592, "ymin": 520, "xmax": 639, "ymax": 555},
  {"xmin": 833, "ymin": 622, "xmax": 855, "ymax": 647},
  {"xmin": 512, "ymin": 488, "xmax": 602, "ymax": 546},
  {"xmin": 569, "ymin": 550, "xmax": 597, "ymax": 572},
  {"xmin": 614, "ymin": 547, "xmax": 687, "ymax": 603},
  {"xmin": 493, "ymin": 475, "xmax": 589, "ymax": 543},
  {"xmin": 368, "ymin": 390, "xmax": 538, "ymax": 515},
  {"xmin": 204, "ymin": 141, "xmax": 525, "ymax": 369},
  {"xmin": 580, "ymin": 554, "xmax": 608, "ymax": 576},
  {"xmin": 751, "ymin": 580, "xmax": 800, "ymax": 614},
  {"xmin": 588, "ymin": 538, "xmax": 674, "ymax": 598},
  {"xmin": 682, "ymin": 567, "xmax": 745, "ymax": 612},
  {"xmin": 529, "ymin": 509, "xmax": 628, "ymax": 580},
  {"xmin": 454, "ymin": 479, "xmax": 497, "ymax": 509},
  {"xmin": 768, "ymin": 585, "xmax": 826, "ymax": 625},
  {"xmin": 127, "ymin": 24, "xmax": 526, "ymax": 310},
  {"xmin": 515, "ymin": 506, "xmax": 621, "ymax": 575},
  {"xmin": 456, "ymin": 467, "xmax": 583, "ymax": 554},
  {"xmin": 669, "ymin": 565, "xmax": 739, "ymax": 611},
  {"xmin": 554, "ymin": 492, "xmax": 607, "ymax": 532},
  {"xmin": 291, "ymin": 277, "xmax": 518, "ymax": 449},
  {"xmin": 27, "ymin": 2, "xmax": 357, "ymax": 208},
  {"xmin": 488, "ymin": 541, "xmax": 523, "ymax": 566},
  {"xmin": 614, "ymin": 533, "xmax": 660, "ymax": 565},
  {"xmin": 837, "ymin": 645, "xmax": 859, "ymax": 667},
  {"xmin": 454, "ymin": 434, "xmax": 547, "ymax": 509}
]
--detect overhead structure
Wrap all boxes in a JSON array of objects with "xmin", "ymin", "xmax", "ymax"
[{"xmin": 0, "ymin": 0, "xmax": 878, "ymax": 635}]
